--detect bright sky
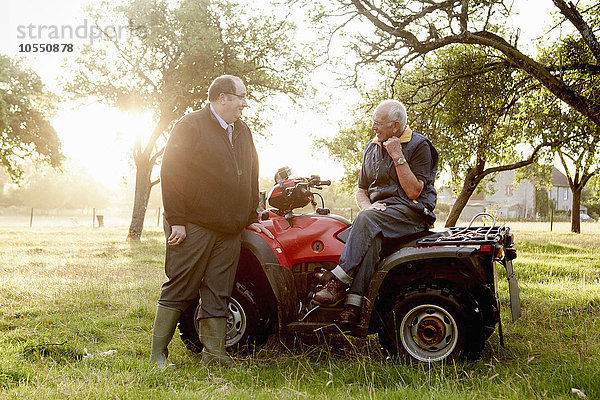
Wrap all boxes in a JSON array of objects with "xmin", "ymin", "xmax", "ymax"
[{"xmin": 1, "ymin": 0, "xmax": 557, "ymax": 190}]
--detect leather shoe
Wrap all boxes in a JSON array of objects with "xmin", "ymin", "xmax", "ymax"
[
  {"xmin": 313, "ymin": 277, "xmax": 348, "ymax": 306},
  {"xmin": 339, "ymin": 305, "xmax": 359, "ymax": 324}
]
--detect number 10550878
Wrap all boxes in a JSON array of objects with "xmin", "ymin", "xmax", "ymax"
[{"xmin": 19, "ymin": 43, "xmax": 73, "ymax": 52}]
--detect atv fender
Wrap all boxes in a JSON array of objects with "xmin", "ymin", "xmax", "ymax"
[
  {"xmin": 241, "ymin": 230, "xmax": 298, "ymax": 335},
  {"xmin": 357, "ymin": 246, "xmax": 484, "ymax": 335}
]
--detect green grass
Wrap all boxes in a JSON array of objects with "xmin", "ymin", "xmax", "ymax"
[{"xmin": 1, "ymin": 225, "xmax": 599, "ymax": 399}]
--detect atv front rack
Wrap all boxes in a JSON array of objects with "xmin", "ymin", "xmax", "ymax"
[{"xmin": 418, "ymin": 213, "xmax": 511, "ymax": 247}]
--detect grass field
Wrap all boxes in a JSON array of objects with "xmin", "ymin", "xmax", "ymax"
[{"xmin": 0, "ymin": 224, "xmax": 599, "ymax": 399}]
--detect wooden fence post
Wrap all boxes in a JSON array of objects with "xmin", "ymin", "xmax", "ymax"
[
  {"xmin": 93, "ymin": 208, "xmax": 96, "ymax": 228},
  {"xmin": 30, "ymin": 208, "xmax": 33, "ymax": 227}
]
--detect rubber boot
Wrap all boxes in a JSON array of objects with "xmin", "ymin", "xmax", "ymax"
[
  {"xmin": 196, "ymin": 317, "xmax": 234, "ymax": 367},
  {"xmin": 149, "ymin": 305, "xmax": 181, "ymax": 368}
]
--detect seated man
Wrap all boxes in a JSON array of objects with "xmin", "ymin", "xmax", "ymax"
[{"xmin": 313, "ymin": 99, "xmax": 438, "ymax": 324}]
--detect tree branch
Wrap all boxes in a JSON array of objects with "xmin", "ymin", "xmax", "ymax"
[
  {"xmin": 481, "ymin": 139, "xmax": 565, "ymax": 177},
  {"xmin": 149, "ymin": 146, "xmax": 165, "ymax": 165},
  {"xmin": 552, "ymin": 0, "xmax": 600, "ymax": 63},
  {"xmin": 344, "ymin": 1, "xmax": 600, "ymax": 127},
  {"xmin": 93, "ymin": 22, "xmax": 160, "ymax": 93}
]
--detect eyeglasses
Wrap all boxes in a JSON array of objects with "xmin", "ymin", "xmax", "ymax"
[
  {"xmin": 224, "ymin": 92, "xmax": 247, "ymax": 101},
  {"xmin": 372, "ymin": 119, "xmax": 395, "ymax": 127}
]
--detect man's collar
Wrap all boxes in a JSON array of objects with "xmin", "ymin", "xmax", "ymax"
[
  {"xmin": 209, "ymin": 103, "xmax": 233, "ymax": 131},
  {"xmin": 372, "ymin": 125, "xmax": 412, "ymax": 146}
]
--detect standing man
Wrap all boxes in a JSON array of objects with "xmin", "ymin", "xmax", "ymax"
[
  {"xmin": 313, "ymin": 99, "xmax": 438, "ymax": 324},
  {"xmin": 150, "ymin": 75, "xmax": 272, "ymax": 368}
]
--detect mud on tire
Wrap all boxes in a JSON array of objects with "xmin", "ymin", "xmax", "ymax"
[{"xmin": 378, "ymin": 284, "xmax": 485, "ymax": 362}]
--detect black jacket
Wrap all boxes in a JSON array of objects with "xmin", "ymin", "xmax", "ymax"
[{"xmin": 160, "ymin": 104, "xmax": 259, "ymax": 233}]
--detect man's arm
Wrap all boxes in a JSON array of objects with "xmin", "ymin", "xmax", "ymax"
[
  {"xmin": 245, "ymin": 137, "xmax": 274, "ymax": 239},
  {"xmin": 383, "ymin": 137, "xmax": 424, "ymax": 200},
  {"xmin": 161, "ymin": 121, "xmax": 190, "ymax": 226},
  {"xmin": 161, "ymin": 120, "xmax": 191, "ymax": 246},
  {"xmin": 246, "ymin": 135, "xmax": 260, "ymax": 226},
  {"xmin": 356, "ymin": 188, "xmax": 386, "ymax": 211}
]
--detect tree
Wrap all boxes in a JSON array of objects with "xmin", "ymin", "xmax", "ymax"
[
  {"xmin": 553, "ymin": 114, "xmax": 599, "ymax": 233},
  {"xmin": 581, "ymin": 175, "xmax": 600, "ymax": 219},
  {"xmin": 319, "ymin": 45, "xmax": 560, "ymax": 226},
  {"xmin": 327, "ymin": 0, "xmax": 600, "ymax": 129},
  {"xmin": 533, "ymin": 29, "xmax": 600, "ymax": 232},
  {"xmin": 316, "ymin": 118, "xmax": 373, "ymax": 192},
  {"xmin": 68, "ymin": 0, "xmax": 311, "ymax": 240},
  {"xmin": 0, "ymin": 55, "xmax": 63, "ymax": 181}
]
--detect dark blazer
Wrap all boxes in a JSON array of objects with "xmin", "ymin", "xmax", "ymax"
[{"xmin": 160, "ymin": 104, "xmax": 259, "ymax": 233}]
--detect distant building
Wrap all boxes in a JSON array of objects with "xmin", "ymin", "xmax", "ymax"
[
  {"xmin": 442, "ymin": 167, "xmax": 574, "ymax": 220},
  {"xmin": 548, "ymin": 167, "xmax": 572, "ymax": 211}
]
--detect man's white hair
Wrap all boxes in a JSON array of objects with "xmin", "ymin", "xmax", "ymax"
[{"xmin": 380, "ymin": 99, "xmax": 407, "ymax": 130}]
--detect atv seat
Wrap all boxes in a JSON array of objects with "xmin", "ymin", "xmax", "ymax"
[
  {"xmin": 379, "ymin": 230, "xmax": 444, "ymax": 259},
  {"xmin": 335, "ymin": 226, "xmax": 447, "ymax": 259}
]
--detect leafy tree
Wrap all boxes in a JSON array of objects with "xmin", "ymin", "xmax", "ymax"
[
  {"xmin": 316, "ymin": 118, "xmax": 373, "ymax": 192},
  {"xmin": 535, "ymin": 187, "xmax": 551, "ymax": 219},
  {"xmin": 582, "ymin": 176, "xmax": 600, "ymax": 219},
  {"xmin": 532, "ymin": 29, "xmax": 600, "ymax": 232},
  {"xmin": 324, "ymin": 0, "xmax": 600, "ymax": 129},
  {"xmin": 0, "ymin": 55, "xmax": 63, "ymax": 181},
  {"xmin": 554, "ymin": 114, "xmax": 599, "ymax": 233},
  {"xmin": 68, "ymin": 0, "xmax": 312, "ymax": 240},
  {"xmin": 319, "ymin": 45, "xmax": 560, "ymax": 226}
]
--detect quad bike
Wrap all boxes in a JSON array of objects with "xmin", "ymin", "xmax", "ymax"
[{"xmin": 177, "ymin": 167, "xmax": 522, "ymax": 362}]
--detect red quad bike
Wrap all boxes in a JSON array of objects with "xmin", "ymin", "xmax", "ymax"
[{"xmin": 177, "ymin": 167, "xmax": 522, "ymax": 362}]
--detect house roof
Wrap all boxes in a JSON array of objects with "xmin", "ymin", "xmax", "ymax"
[{"xmin": 551, "ymin": 166, "xmax": 569, "ymax": 187}]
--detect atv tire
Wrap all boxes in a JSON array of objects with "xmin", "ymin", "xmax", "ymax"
[
  {"xmin": 379, "ymin": 285, "xmax": 484, "ymax": 362},
  {"xmin": 178, "ymin": 281, "xmax": 270, "ymax": 354}
]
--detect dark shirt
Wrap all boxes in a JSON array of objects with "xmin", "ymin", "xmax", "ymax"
[{"xmin": 358, "ymin": 131, "xmax": 438, "ymax": 220}]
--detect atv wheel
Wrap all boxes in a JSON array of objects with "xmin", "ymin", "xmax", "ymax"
[
  {"xmin": 379, "ymin": 286, "xmax": 483, "ymax": 362},
  {"xmin": 178, "ymin": 282, "xmax": 270, "ymax": 354}
]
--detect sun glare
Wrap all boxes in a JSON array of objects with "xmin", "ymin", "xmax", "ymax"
[{"xmin": 51, "ymin": 103, "xmax": 156, "ymax": 189}]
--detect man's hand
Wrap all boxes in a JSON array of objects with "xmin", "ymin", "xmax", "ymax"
[
  {"xmin": 382, "ymin": 136, "xmax": 404, "ymax": 161},
  {"xmin": 168, "ymin": 225, "xmax": 186, "ymax": 246},
  {"xmin": 356, "ymin": 188, "xmax": 386, "ymax": 211},
  {"xmin": 247, "ymin": 222, "xmax": 275, "ymax": 239},
  {"xmin": 368, "ymin": 202, "xmax": 386, "ymax": 211}
]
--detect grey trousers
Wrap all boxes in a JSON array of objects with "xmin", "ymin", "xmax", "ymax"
[
  {"xmin": 158, "ymin": 221, "xmax": 241, "ymax": 319},
  {"xmin": 331, "ymin": 204, "xmax": 426, "ymax": 306}
]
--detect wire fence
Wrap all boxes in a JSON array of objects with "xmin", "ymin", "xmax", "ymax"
[
  {"xmin": 0, "ymin": 207, "xmax": 163, "ymax": 228},
  {"xmin": 1, "ymin": 206, "xmax": 597, "ymax": 233}
]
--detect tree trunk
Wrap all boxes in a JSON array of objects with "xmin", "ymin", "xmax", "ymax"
[
  {"xmin": 571, "ymin": 186, "xmax": 582, "ymax": 234},
  {"xmin": 125, "ymin": 113, "xmax": 171, "ymax": 241},
  {"xmin": 126, "ymin": 159, "xmax": 153, "ymax": 241},
  {"xmin": 445, "ymin": 167, "xmax": 484, "ymax": 227}
]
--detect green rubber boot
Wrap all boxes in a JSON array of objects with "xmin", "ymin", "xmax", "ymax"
[
  {"xmin": 149, "ymin": 305, "xmax": 181, "ymax": 368},
  {"xmin": 196, "ymin": 317, "xmax": 234, "ymax": 367}
]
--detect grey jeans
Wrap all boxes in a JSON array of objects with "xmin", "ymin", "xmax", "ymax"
[
  {"xmin": 331, "ymin": 204, "xmax": 426, "ymax": 306},
  {"xmin": 158, "ymin": 220, "xmax": 241, "ymax": 319}
]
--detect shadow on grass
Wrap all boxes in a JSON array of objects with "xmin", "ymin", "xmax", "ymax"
[{"xmin": 22, "ymin": 341, "xmax": 85, "ymax": 364}]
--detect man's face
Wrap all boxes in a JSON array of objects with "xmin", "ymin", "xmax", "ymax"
[
  {"xmin": 371, "ymin": 106, "xmax": 398, "ymax": 142},
  {"xmin": 220, "ymin": 79, "xmax": 248, "ymax": 123}
]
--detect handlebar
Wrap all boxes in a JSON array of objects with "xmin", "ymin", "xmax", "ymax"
[{"xmin": 307, "ymin": 175, "xmax": 331, "ymax": 188}]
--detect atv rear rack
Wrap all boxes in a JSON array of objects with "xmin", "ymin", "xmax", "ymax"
[{"xmin": 418, "ymin": 213, "xmax": 510, "ymax": 247}]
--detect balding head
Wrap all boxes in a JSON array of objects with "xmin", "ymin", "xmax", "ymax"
[{"xmin": 375, "ymin": 100, "xmax": 407, "ymax": 132}]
